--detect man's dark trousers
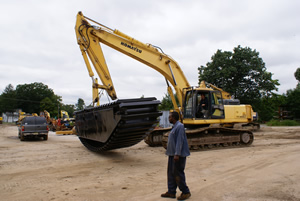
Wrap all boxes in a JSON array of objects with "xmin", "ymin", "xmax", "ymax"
[{"xmin": 167, "ymin": 156, "xmax": 190, "ymax": 194}]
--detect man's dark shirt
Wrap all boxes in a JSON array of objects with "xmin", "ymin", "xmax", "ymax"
[{"xmin": 200, "ymin": 97, "xmax": 208, "ymax": 110}]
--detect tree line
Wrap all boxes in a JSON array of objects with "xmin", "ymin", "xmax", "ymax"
[
  {"xmin": 160, "ymin": 45, "xmax": 300, "ymax": 122},
  {"xmin": 1, "ymin": 45, "xmax": 299, "ymax": 122},
  {"xmin": 0, "ymin": 82, "xmax": 86, "ymax": 119}
]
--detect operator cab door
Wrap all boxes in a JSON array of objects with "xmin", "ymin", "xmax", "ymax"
[
  {"xmin": 210, "ymin": 91, "xmax": 225, "ymax": 119},
  {"xmin": 183, "ymin": 90, "xmax": 225, "ymax": 119}
]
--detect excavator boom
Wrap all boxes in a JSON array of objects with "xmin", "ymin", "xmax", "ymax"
[{"xmin": 75, "ymin": 11, "xmax": 190, "ymax": 109}]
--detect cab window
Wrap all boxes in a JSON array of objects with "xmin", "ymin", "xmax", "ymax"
[{"xmin": 211, "ymin": 91, "xmax": 225, "ymax": 119}]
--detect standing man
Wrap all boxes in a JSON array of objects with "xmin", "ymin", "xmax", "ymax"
[{"xmin": 161, "ymin": 111, "xmax": 191, "ymax": 200}]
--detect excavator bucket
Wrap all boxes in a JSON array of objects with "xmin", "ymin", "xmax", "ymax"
[{"xmin": 75, "ymin": 97, "xmax": 162, "ymax": 152}]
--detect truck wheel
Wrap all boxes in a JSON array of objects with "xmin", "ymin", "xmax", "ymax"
[{"xmin": 43, "ymin": 135, "xmax": 48, "ymax": 141}]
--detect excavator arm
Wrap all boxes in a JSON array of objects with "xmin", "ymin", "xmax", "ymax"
[{"xmin": 75, "ymin": 12, "xmax": 190, "ymax": 109}]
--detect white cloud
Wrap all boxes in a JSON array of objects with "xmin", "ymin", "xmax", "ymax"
[{"xmin": 0, "ymin": 0, "xmax": 299, "ymax": 106}]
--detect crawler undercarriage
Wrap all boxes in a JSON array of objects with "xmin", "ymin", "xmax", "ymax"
[{"xmin": 145, "ymin": 126, "xmax": 254, "ymax": 150}]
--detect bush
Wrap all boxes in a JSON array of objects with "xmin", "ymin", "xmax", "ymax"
[{"xmin": 266, "ymin": 119, "xmax": 300, "ymax": 126}]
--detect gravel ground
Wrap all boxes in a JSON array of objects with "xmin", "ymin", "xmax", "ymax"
[{"xmin": 0, "ymin": 124, "xmax": 300, "ymax": 201}]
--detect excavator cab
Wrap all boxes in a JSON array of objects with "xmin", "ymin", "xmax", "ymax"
[{"xmin": 183, "ymin": 88, "xmax": 225, "ymax": 120}]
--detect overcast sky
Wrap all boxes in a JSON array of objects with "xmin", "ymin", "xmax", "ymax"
[{"xmin": 0, "ymin": 0, "xmax": 299, "ymax": 105}]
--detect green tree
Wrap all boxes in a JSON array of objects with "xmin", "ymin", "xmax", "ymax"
[
  {"xmin": 159, "ymin": 93, "xmax": 173, "ymax": 111},
  {"xmin": 285, "ymin": 87, "xmax": 300, "ymax": 119},
  {"xmin": 61, "ymin": 104, "xmax": 75, "ymax": 117},
  {"xmin": 284, "ymin": 68, "xmax": 300, "ymax": 119},
  {"xmin": 295, "ymin": 67, "xmax": 300, "ymax": 83},
  {"xmin": 0, "ymin": 82, "xmax": 76, "ymax": 118},
  {"xmin": 198, "ymin": 45, "xmax": 279, "ymax": 105},
  {"xmin": 254, "ymin": 93, "xmax": 287, "ymax": 122},
  {"xmin": 158, "ymin": 93, "xmax": 180, "ymax": 111},
  {"xmin": 40, "ymin": 97, "xmax": 57, "ymax": 117},
  {"xmin": 75, "ymin": 98, "xmax": 85, "ymax": 110},
  {"xmin": 0, "ymin": 84, "xmax": 17, "ymax": 113},
  {"xmin": 15, "ymin": 82, "xmax": 62, "ymax": 114}
]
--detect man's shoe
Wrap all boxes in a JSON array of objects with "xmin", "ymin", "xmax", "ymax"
[
  {"xmin": 161, "ymin": 192, "xmax": 176, "ymax": 198},
  {"xmin": 177, "ymin": 192, "xmax": 191, "ymax": 200}
]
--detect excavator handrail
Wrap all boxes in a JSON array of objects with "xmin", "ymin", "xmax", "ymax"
[{"xmin": 206, "ymin": 82, "xmax": 231, "ymax": 99}]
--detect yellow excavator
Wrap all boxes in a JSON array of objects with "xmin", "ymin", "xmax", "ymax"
[
  {"xmin": 41, "ymin": 110, "xmax": 76, "ymax": 134},
  {"xmin": 75, "ymin": 12, "xmax": 255, "ymax": 152},
  {"xmin": 15, "ymin": 111, "xmax": 36, "ymax": 125},
  {"xmin": 145, "ymin": 82, "xmax": 259, "ymax": 148}
]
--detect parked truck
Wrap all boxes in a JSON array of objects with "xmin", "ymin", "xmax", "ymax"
[{"xmin": 18, "ymin": 116, "xmax": 49, "ymax": 141}]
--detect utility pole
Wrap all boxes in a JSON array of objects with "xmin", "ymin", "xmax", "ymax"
[{"xmin": 57, "ymin": 104, "xmax": 59, "ymax": 119}]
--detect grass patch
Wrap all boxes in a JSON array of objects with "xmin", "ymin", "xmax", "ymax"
[
  {"xmin": 0, "ymin": 122, "xmax": 17, "ymax": 126},
  {"xmin": 266, "ymin": 119, "xmax": 300, "ymax": 126}
]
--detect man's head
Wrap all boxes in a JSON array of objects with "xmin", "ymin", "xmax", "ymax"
[
  {"xmin": 169, "ymin": 111, "xmax": 179, "ymax": 124},
  {"xmin": 201, "ymin": 94, "xmax": 205, "ymax": 99}
]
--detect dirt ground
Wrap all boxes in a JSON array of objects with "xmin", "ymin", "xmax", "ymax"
[{"xmin": 0, "ymin": 124, "xmax": 300, "ymax": 201}]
